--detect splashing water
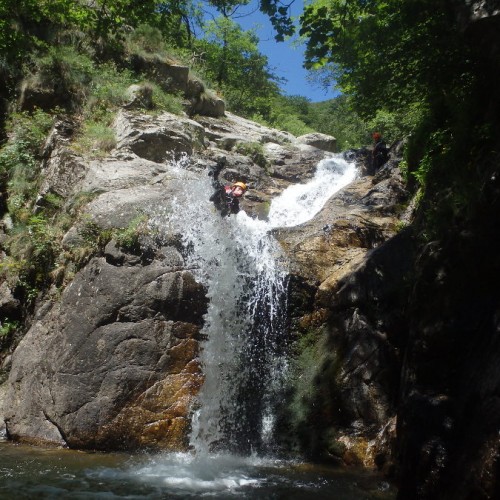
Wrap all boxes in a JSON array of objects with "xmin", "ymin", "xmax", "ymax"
[
  {"xmin": 0, "ymin": 155, "xmax": 395, "ymax": 499},
  {"xmin": 150, "ymin": 153, "xmax": 356, "ymax": 459},
  {"xmin": 0, "ymin": 442, "xmax": 396, "ymax": 499},
  {"xmin": 268, "ymin": 156, "xmax": 357, "ymax": 228}
]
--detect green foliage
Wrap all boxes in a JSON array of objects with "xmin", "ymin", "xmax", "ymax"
[
  {"xmin": 258, "ymin": 94, "xmax": 370, "ymax": 149},
  {"xmin": 0, "ymin": 109, "xmax": 55, "ymax": 219},
  {"xmin": 153, "ymin": 1, "xmax": 203, "ymax": 49},
  {"xmin": 300, "ymin": 0, "xmax": 472, "ymax": 123},
  {"xmin": 1, "ymin": 213, "xmax": 63, "ymax": 299},
  {"xmin": 258, "ymin": 0, "xmax": 295, "ymax": 41},
  {"xmin": 275, "ymin": 114, "xmax": 313, "ymax": 137},
  {"xmin": 235, "ymin": 142, "xmax": 269, "ymax": 169},
  {"xmin": 261, "ymin": 95, "xmax": 314, "ymax": 137},
  {"xmin": 0, "ymin": 319, "xmax": 20, "ymax": 338},
  {"xmin": 68, "ymin": 57, "xmax": 182, "ymax": 153},
  {"xmin": 73, "ymin": 120, "xmax": 117, "ymax": 157},
  {"xmin": 125, "ymin": 24, "xmax": 168, "ymax": 58},
  {"xmin": 398, "ymin": 159, "xmax": 409, "ymax": 183},
  {"xmin": 69, "ymin": 214, "xmax": 151, "ymax": 265},
  {"xmin": 0, "ymin": 0, "xmax": 196, "ymax": 100},
  {"xmin": 33, "ymin": 46, "xmax": 95, "ymax": 103},
  {"xmin": 70, "ymin": 61, "xmax": 136, "ymax": 154},
  {"xmin": 113, "ymin": 215, "xmax": 149, "ymax": 251},
  {"xmin": 148, "ymin": 82, "xmax": 184, "ymax": 115},
  {"xmin": 363, "ymin": 99, "xmax": 429, "ymax": 146},
  {"xmin": 298, "ymin": 0, "xmax": 500, "ymax": 250},
  {"xmin": 0, "ymin": 0, "xmax": 85, "ymax": 76},
  {"xmin": 43, "ymin": 192, "xmax": 64, "ymax": 210},
  {"xmin": 4, "ymin": 108, "xmax": 54, "ymax": 149},
  {"xmin": 194, "ymin": 17, "xmax": 282, "ymax": 118},
  {"xmin": 78, "ymin": 218, "xmax": 113, "ymax": 253},
  {"xmin": 287, "ymin": 327, "xmax": 330, "ymax": 424},
  {"xmin": 127, "ymin": 23, "xmax": 165, "ymax": 54},
  {"xmin": 85, "ymin": 62, "xmax": 136, "ymax": 117},
  {"xmin": 308, "ymin": 95, "xmax": 369, "ymax": 149}
]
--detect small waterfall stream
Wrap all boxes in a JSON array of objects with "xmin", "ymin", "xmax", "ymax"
[{"xmin": 155, "ymin": 154, "xmax": 357, "ymax": 458}]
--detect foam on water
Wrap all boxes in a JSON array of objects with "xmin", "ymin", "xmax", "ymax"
[
  {"xmin": 267, "ymin": 156, "xmax": 357, "ymax": 228},
  {"xmin": 122, "ymin": 453, "xmax": 265, "ymax": 492}
]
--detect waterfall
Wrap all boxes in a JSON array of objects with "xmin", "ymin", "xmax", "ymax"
[
  {"xmin": 267, "ymin": 157, "xmax": 357, "ymax": 228},
  {"xmin": 154, "ymin": 154, "xmax": 356, "ymax": 457}
]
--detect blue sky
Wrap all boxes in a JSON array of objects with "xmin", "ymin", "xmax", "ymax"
[{"xmin": 205, "ymin": 0, "xmax": 338, "ymax": 102}]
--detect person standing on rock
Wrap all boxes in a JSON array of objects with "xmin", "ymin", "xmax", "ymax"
[
  {"xmin": 208, "ymin": 160, "xmax": 248, "ymax": 216},
  {"xmin": 372, "ymin": 132, "xmax": 388, "ymax": 172}
]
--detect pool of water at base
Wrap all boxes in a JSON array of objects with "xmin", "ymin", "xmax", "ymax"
[{"xmin": 0, "ymin": 442, "xmax": 396, "ymax": 499}]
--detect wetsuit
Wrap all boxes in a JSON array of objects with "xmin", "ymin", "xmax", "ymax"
[
  {"xmin": 210, "ymin": 183, "xmax": 240, "ymax": 217},
  {"xmin": 208, "ymin": 160, "xmax": 242, "ymax": 216},
  {"xmin": 372, "ymin": 140, "xmax": 388, "ymax": 171}
]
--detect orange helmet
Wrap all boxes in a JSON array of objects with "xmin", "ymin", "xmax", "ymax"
[
  {"xmin": 372, "ymin": 132, "xmax": 382, "ymax": 141},
  {"xmin": 232, "ymin": 181, "xmax": 247, "ymax": 191}
]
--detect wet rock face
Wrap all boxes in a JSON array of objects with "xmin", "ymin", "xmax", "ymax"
[
  {"xmin": 276, "ymin": 152, "xmax": 412, "ymax": 468},
  {"xmin": 0, "ymin": 100, "xmax": 339, "ymax": 451},
  {"xmin": 3, "ymin": 244, "xmax": 207, "ymax": 450},
  {"xmin": 397, "ymin": 226, "xmax": 500, "ymax": 499}
]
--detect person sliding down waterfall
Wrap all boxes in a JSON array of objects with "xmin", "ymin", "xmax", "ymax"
[{"xmin": 209, "ymin": 160, "xmax": 248, "ymax": 217}]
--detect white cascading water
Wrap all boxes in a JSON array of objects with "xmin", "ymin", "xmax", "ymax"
[
  {"xmin": 157, "ymin": 160, "xmax": 290, "ymax": 456},
  {"xmin": 267, "ymin": 157, "xmax": 358, "ymax": 228},
  {"xmin": 144, "ymin": 153, "xmax": 356, "ymax": 492},
  {"xmin": 154, "ymin": 154, "xmax": 356, "ymax": 453}
]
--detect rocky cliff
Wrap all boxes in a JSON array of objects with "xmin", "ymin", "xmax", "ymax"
[
  {"xmin": 0, "ymin": 101, "xmax": 349, "ymax": 451},
  {"xmin": 2, "ymin": 60, "xmax": 499, "ymax": 497},
  {"xmin": 273, "ymin": 144, "xmax": 411, "ymax": 468}
]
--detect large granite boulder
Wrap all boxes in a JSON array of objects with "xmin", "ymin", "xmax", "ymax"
[
  {"xmin": 3, "ymin": 243, "xmax": 207, "ymax": 450},
  {"xmin": 297, "ymin": 132, "xmax": 337, "ymax": 153},
  {"xmin": 114, "ymin": 110, "xmax": 206, "ymax": 162}
]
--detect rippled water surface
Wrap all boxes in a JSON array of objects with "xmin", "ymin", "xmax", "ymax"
[{"xmin": 0, "ymin": 443, "xmax": 395, "ymax": 499}]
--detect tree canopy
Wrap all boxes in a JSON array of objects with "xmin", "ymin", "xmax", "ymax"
[{"xmin": 299, "ymin": 0, "xmax": 473, "ymax": 122}]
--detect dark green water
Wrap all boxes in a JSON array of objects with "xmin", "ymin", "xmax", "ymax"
[{"xmin": 0, "ymin": 442, "xmax": 396, "ymax": 499}]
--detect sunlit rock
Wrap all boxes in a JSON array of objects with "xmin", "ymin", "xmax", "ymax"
[
  {"xmin": 297, "ymin": 132, "xmax": 337, "ymax": 153},
  {"xmin": 1, "ymin": 93, "xmax": 406, "ymax": 463},
  {"xmin": 114, "ymin": 110, "xmax": 206, "ymax": 161}
]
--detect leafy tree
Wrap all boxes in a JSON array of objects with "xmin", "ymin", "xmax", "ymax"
[
  {"xmin": 207, "ymin": 0, "xmax": 251, "ymax": 18},
  {"xmin": 309, "ymin": 95, "xmax": 369, "ymax": 149},
  {"xmin": 258, "ymin": 0, "xmax": 295, "ymax": 41},
  {"xmin": 299, "ymin": 0, "xmax": 472, "ymax": 124},
  {"xmin": 205, "ymin": 0, "xmax": 296, "ymax": 40},
  {"xmin": 155, "ymin": 0, "xmax": 202, "ymax": 48},
  {"xmin": 261, "ymin": 95, "xmax": 313, "ymax": 136},
  {"xmin": 195, "ymin": 17, "xmax": 282, "ymax": 117}
]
